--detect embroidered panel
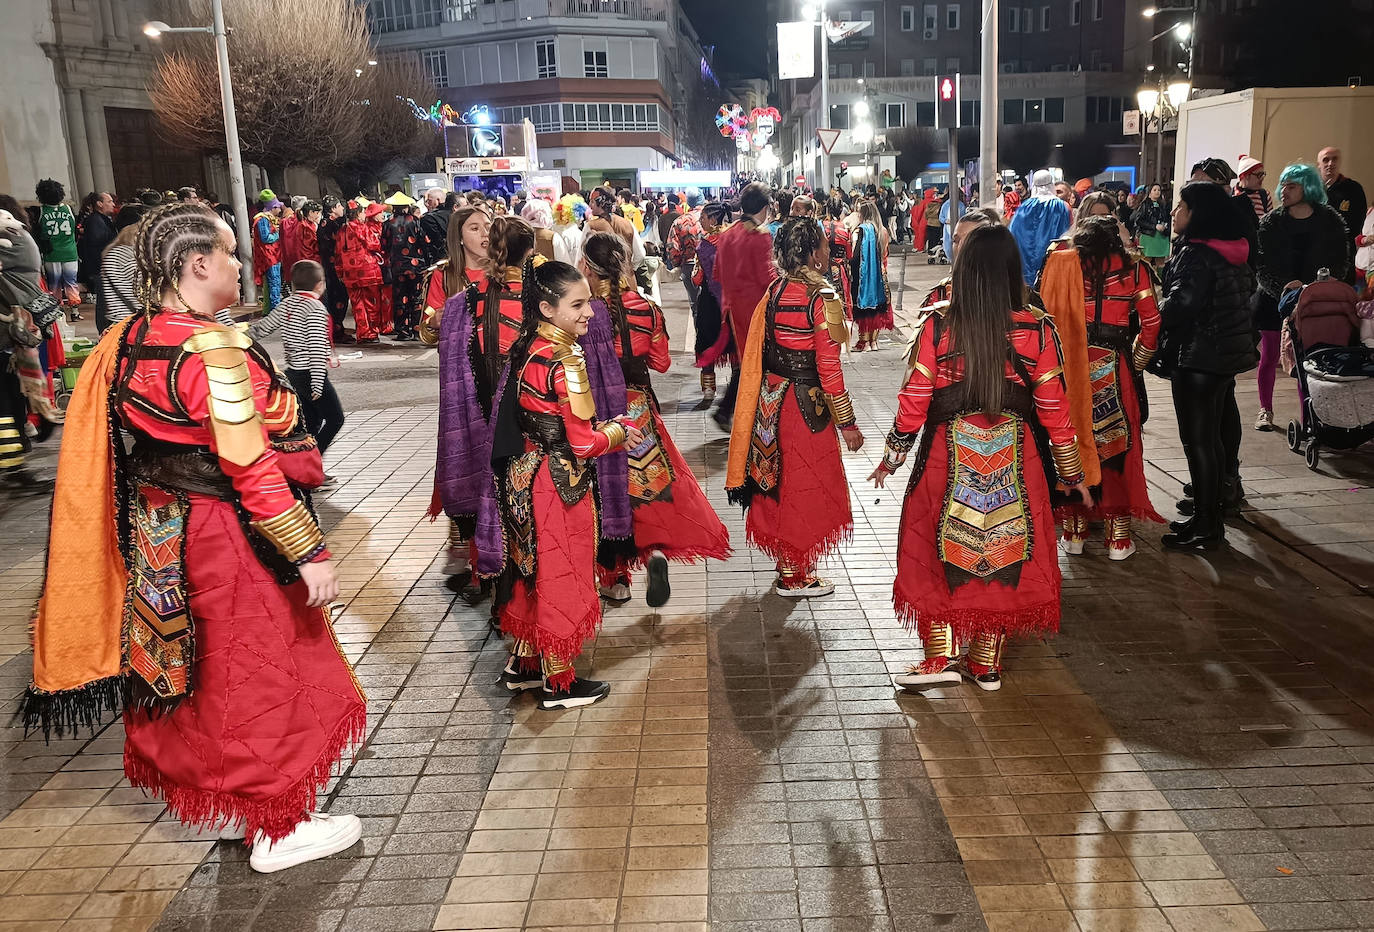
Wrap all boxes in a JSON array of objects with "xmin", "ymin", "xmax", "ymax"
[
  {"xmin": 747, "ymin": 377, "xmax": 789, "ymax": 493},
  {"xmin": 1088, "ymin": 345, "xmax": 1130, "ymax": 463},
  {"xmin": 625, "ymin": 386, "xmax": 674, "ymax": 505},
  {"xmin": 126, "ymin": 485, "xmax": 193, "ymax": 699},
  {"xmin": 938, "ymin": 417, "xmax": 1031, "ymax": 590},
  {"xmin": 504, "ymin": 450, "xmax": 542, "ymax": 577}
]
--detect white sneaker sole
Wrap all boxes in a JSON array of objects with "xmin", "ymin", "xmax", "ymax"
[
  {"xmin": 774, "ymin": 583, "xmax": 835, "ymax": 599},
  {"xmin": 249, "ymin": 815, "xmax": 362, "ymax": 874},
  {"xmin": 539, "ymin": 688, "xmax": 611, "ymax": 711},
  {"xmin": 967, "ymin": 674, "xmax": 1002, "ymax": 692},
  {"xmin": 1061, "ymin": 538, "xmax": 1085, "ymax": 555},
  {"xmin": 1107, "ymin": 542, "xmax": 1136, "ymax": 561},
  {"xmin": 893, "ymin": 670, "xmax": 963, "ymax": 689}
]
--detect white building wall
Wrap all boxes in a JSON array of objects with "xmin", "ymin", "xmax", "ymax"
[{"xmin": 0, "ymin": 0, "xmax": 73, "ymax": 198}]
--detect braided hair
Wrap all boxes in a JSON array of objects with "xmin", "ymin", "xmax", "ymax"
[
  {"xmin": 1071, "ymin": 214, "xmax": 1129, "ymax": 298},
  {"xmin": 582, "ymin": 231, "xmax": 631, "ymax": 335},
  {"xmin": 506, "ymin": 258, "xmax": 587, "ymax": 377},
  {"xmin": 485, "ymin": 215, "xmax": 535, "ymax": 285},
  {"xmin": 132, "ymin": 202, "xmax": 228, "ymax": 317},
  {"xmin": 772, "ymin": 216, "xmax": 826, "ymax": 275}
]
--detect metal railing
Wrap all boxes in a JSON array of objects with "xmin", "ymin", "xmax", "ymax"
[{"xmin": 559, "ymin": 0, "xmax": 666, "ymax": 21}]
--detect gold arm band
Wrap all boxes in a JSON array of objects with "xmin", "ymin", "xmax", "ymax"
[
  {"xmin": 1033, "ymin": 365, "xmax": 1064, "ymax": 386},
  {"xmin": 910, "ymin": 360, "xmax": 934, "ymax": 381},
  {"xmin": 252, "ymin": 501, "xmax": 326, "ymax": 563},
  {"xmin": 1135, "ymin": 288, "xmax": 1156, "ymax": 303},
  {"xmin": 598, "ymin": 421, "xmax": 628, "ymax": 449},
  {"xmin": 825, "ymin": 391, "xmax": 856, "ymax": 428},
  {"xmin": 1049, "ymin": 441, "xmax": 1085, "ymax": 484},
  {"xmin": 1131, "ymin": 339, "xmax": 1155, "ymax": 371},
  {"xmin": 418, "ymin": 305, "xmax": 441, "ymax": 346}
]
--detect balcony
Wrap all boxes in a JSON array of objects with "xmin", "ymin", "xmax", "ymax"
[
  {"xmin": 367, "ymin": 0, "xmax": 668, "ymax": 35},
  {"xmin": 558, "ymin": 0, "xmax": 666, "ymax": 21}
]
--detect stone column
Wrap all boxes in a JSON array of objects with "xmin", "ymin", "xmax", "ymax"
[
  {"xmin": 83, "ymin": 93, "xmax": 116, "ymax": 195},
  {"xmin": 64, "ymin": 89, "xmax": 95, "ymax": 198}
]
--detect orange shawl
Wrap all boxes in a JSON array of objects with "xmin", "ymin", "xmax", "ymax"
[
  {"xmin": 1039, "ymin": 248, "xmax": 1102, "ymax": 488},
  {"xmin": 725, "ymin": 291, "xmax": 774, "ymax": 493},
  {"xmin": 26, "ymin": 318, "xmax": 134, "ymax": 732}
]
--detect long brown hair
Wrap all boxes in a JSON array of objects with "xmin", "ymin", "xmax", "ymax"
[
  {"xmin": 946, "ymin": 224, "xmax": 1025, "ymax": 417},
  {"xmin": 444, "ymin": 204, "xmax": 488, "ymax": 295},
  {"xmin": 1072, "ymin": 215, "xmax": 1128, "ymax": 298},
  {"xmin": 485, "ymin": 215, "xmax": 534, "ymax": 281}
]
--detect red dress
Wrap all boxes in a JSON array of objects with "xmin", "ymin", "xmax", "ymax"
[
  {"xmin": 498, "ymin": 326, "xmax": 621, "ymax": 688},
  {"xmin": 280, "ymin": 214, "xmax": 301, "ymax": 272},
  {"xmin": 713, "ymin": 219, "xmax": 775, "ymax": 355},
  {"xmin": 886, "ymin": 307, "xmax": 1080, "ymax": 642},
  {"xmin": 298, "ymin": 219, "xmax": 320, "ymax": 264},
  {"xmin": 732, "ymin": 276, "xmax": 855, "ymax": 571},
  {"xmin": 604, "ymin": 288, "xmax": 729, "ymax": 569},
  {"xmin": 115, "ymin": 311, "xmax": 364, "ymax": 842}
]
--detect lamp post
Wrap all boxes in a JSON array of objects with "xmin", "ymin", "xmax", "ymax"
[
  {"xmin": 145, "ymin": 0, "xmax": 255, "ymax": 304},
  {"xmin": 1136, "ymin": 79, "xmax": 1190, "ymax": 185}
]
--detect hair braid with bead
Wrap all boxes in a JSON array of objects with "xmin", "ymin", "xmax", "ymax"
[{"xmin": 133, "ymin": 202, "xmax": 227, "ymax": 318}]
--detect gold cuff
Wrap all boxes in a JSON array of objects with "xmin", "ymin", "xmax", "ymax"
[
  {"xmin": 541, "ymin": 653, "xmax": 572, "ymax": 677},
  {"xmin": 1063, "ymin": 512, "xmax": 1088, "ymax": 539},
  {"xmin": 512, "ymin": 638, "xmax": 538, "ymax": 658},
  {"xmin": 418, "ymin": 306, "xmax": 441, "ymax": 346},
  {"xmin": 252, "ymin": 501, "xmax": 326, "ymax": 563},
  {"xmin": 1050, "ymin": 442, "xmax": 1085, "ymax": 484},
  {"xmin": 968, "ymin": 633, "xmax": 1006, "ymax": 670},
  {"xmin": 924, "ymin": 624, "xmax": 958, "ymax": 660},
  {"xmin": 1106, "ymin": 516, "xmax": 1132, "ymax": 542},
  {"xmin": 1034, "ymin": 365, "xmax": 1064, "ymax": 386},
  {"xmin": 1131, "ymin": 339, "xmax": 1155, "ymax": 371},
  {"xmin": 598, "ymin": 422, "xmax": 628, "ymax": 448},
  {"xmin": 826, "ymin": 391, "xmax": 856, "ymax": 428}
]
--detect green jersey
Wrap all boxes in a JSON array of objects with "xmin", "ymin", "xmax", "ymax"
[{"xmin": 39, "ymin": 204, "xmax": 78, "ymax": 263}]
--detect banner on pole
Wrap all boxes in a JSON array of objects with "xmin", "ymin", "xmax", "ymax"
[
  {"xmin": 825, "ymin": 20, "xmax": 868, "ymax": 42},
  {"xmin": 1123, "ymin": 109, "xmax": 1141, "ymax": 135},
  {"xmin": 777, "ymin": 22, "xmax": 815, "ymax": 80}
]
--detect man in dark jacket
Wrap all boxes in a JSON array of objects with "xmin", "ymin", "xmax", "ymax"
[
  {"xmin": 316, "ymin": 196, "xmax": 354, "ymax": 344},
  {"xmin": 77, "ymin": 192, "xmax": 116, "ymax": 291},
  {"xmin": 1319, "ymin": 146, "xmax": 1366, "ymax": 285},
  {"xmin": 419, "ymin": 188, "xmax": 456, "ymax": 266}
]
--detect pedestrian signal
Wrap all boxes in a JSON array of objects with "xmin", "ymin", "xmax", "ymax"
[{"xmin": 936, "ymin": 75, "xmax": 959, "ymax": 129}]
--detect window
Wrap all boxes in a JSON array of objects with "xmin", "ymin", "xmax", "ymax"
[
  {"xmin": 923, "ymin": 3, "xmax": 938, "ymax": 34},
  {"xmin": 831, "ymin": 103, "xmax": 850, "ymax": 130},
  {"xmin": 422, "ymin": 48, "xmax": 449, "ymax": 87},
  {"xmin": 444, "ymin": 0, "xmax": 480, "ymax": 22},
  {"xmin": 922, "ymin": 57, "xmax": 938, "ymax": 75},
  {"xmin": 834, "ymin": 61, "xmax": 854, "ymax": 77},
  {"xmin": 583, "ymin": 48, "xmax": 607, "ymax": 77},
  {"xmin": 884, "ymin": 102, "xmax": 906, "ymax": 128},
  {"xmin": 900, "ymin": 5, "xmax": 915, "ymax": 30},
  {"xmin": 860, "ymin": 10, "xmax": 875, "ymax": 34},
  {"xmin": 900, "ymin": 58, "xmax": 916, "ymax": 76},
  {"xmin": 1003, "ymin": 98, "xmax": 1023, "ymax": 124},
  {"xmin": 536, "ymin": 39, "xmax": 556, "ymax": 78},
  {"xmin": 1024, "ymin": 98, "xmax": 1043, "ymax": 123},
  {"xmin": 1044, "ymin": 97, "xmax": 1064, "ymax": 122},
  {"xmin": 945, "ymin": 56, "xmax": 959, "ymax": 72},
  {"xmin": 1023, "ymin": 7, "xmax": 1032, "ymax": 30},
  {"xmin": 1040, "ymin": 5, "xmax": 1050, "ymax": 29},
  {"xmin": 1007, "ymin": 6, "xmax": 1019, "ymax": 30},
  {"xmin": 1071, "ymin": 0, "xmax": 1081, "ymax": 24},
  {"xmin": 960, "ymin": 99, "xmax": 980, "ymax": 125},
  {"xmin": 1092, "ymin": 0, "xmax": 1102, "ymax": 18},
  {"xmin": 915, "ymin": 101, "xmax": 936, "ymax": 126},
  {"xmin": 946, "ymin": 3, "xmax": 960, "ymax": 29},
  {"xmin": 863, "ymin": 60, "xmax": 876, "ymax": 76}
]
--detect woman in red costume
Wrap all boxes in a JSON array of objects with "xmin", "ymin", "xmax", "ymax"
[
  {"xmin": 435, "ymin": 215, "xmax": 534, "ymax": 607},
  {"xmin": 726, "ymin": 218, "xmax": 864, "ymax": 598},
  {"xmin": 1040, "ymin": 215, "xmax": 1163, "ymax": 560},
  {"xmin": 488, "ymin": 259, "xmax": 643, "ymax": 709},
  {"xmin": 870, "ymin": 225, "xmax": 1091, "ymax": 692},
  {"xmin": 820, "ymin": 201, "xmax": 854, "ymax": 320},
  {"xmin": 579, "ymin": 232, "xmax": 730, "ymax": 607},
  {"xmin": 25, "ymin": 203, "xmax": 365, "ymax": 873},
  {"xmin": 335, "ymin": 201, "xmax": 385, "ymax": 344},
  {"xmin": 690, "ymin": 202, "xmax": 730, "ymax": 404}
]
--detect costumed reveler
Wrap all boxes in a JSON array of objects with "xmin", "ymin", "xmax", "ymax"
[
  {"xmin": 336, "ymin": 200, "xmax": 385, "ymax": 344},
  {"xmin": 1040, "ymin": 215, "xmax": 1164, "ymax": 559},
  {"xmin": 869, "ymin": 224, "xmax": 1090, "ymax": 691},
  {"xmin": 819, "ymin": 201, "xmax": 853, "ymax": 321},
  {"xmin": 706, "ymin": 182, "xmax": 774, "ymax": 430},
  {"xmin": 580, "ymin": 232, "xmax": 730, "ymax": 607},
  {"xmin": 726, "ymin": 218, "xmax": 864, "ymax": 598},
  {"xmin": 850, "ymin": 200, "xmax": 892, "ymax": 351},
  {"xmin": 690, "ymin": 202, "xmax": 731, "ymax": 404},
  {"xmin": 252, "ymin": 198, "xmax": 284, "ymax": 312},
  {"xmin": 24, "ymin": 203, "xmax": 366, "ymax": 873},
  {"xmin": 483, "ymin": 260, "xmax": 642, "ymax": 709},
  {"xmin": 435, "ymin": 215, "xmax": 534, "ymax": 607},
  {"xmin": 918, "ymin": 207, "xmax": 1003, "ymax": 310}
]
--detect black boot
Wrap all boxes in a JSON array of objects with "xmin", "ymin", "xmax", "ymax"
[{"xmin": 1162, "ymin": 511, "xmax": 1225, "ymax": 551}]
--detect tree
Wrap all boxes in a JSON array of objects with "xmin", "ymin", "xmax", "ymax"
[
  {"xmin": 323, "ymin": 57, "xmax": 440, "ymax": 195},
  {"xmin": 148, "ymin": 0, "xmax": 373, "ymax": 191},
  {"xmin": 1056, "ymin": 127, "xmax": 1114, "ymax": 181},
  {"xmin": 999, "ymin": 124, "xmax": 1053, "ymax": 180},
  {"xmin": 887, "ymin": 127, "xmax": 942, "ymax": 182}
]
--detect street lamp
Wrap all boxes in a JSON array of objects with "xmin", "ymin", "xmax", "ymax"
[
  {"xmin": 143, "ymin": 0, "xmax": 255, "ymax": 304},
  {"xmin": 853, "ymin": 99, "xmax": 869, "ymax": 119}
]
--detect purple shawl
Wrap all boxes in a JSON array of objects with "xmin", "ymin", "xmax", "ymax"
[
  {"xmin": 470, "ymin": 297, "xmax": 632, "ymax": 577},
  {"xmin": 435, "ymin": 291, "xmax": 491, "ymax": 520}
]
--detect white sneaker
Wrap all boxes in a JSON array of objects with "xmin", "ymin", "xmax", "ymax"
[
  {"xmin": 893, "ymin": 659, "xmax": 962, "ymax": 689},
  {"xmin": 442, "ymin": 547, "xmax": 470, "ymax": 576},
  {"xmin": 1107, "ymin": 541, "xmax": 1136, "ymax": 561},
  {"xmin": 1061, "ymin": 537, "xmax": 1085, "ymax": 556},
  {"xmin": 1254, "ymin": 408, "xmax": 1274, "ymax": 431},
  {"xmin": 600, "ymin": 582, "xmax": 631, "ymax": 602},
  {"xmin": 248, "ymin": 812, "xmax": 362, "ymax": 874},
  {"xmin": 774, "ymin": 577, "xmax": 835, "ymax": 598}
]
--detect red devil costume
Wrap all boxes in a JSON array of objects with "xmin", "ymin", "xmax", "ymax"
[
  {"xmin": 596, "ymin": 282, "xmax": 730, "ymax": 586},
  {"xmin": 726, "ymin": 271, "xmax": 856, "ymax": 594},
  {"xmin": 336, "ymin": 207, "xmax": 385, "ymax": 341},
  {"xmin": 25, "ymin": 313, "xmax": 364, "ymax": 843},
  {"xmin": 873, "ymin": 304, "xmax": 1085, "ymax": 688},
  {"xmin": 1041, "ymin": 248, "xmax": 1163, "ymax": 556}
]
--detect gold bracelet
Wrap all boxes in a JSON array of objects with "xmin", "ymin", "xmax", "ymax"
[
  {"xmin": 598, "ymin": 422, "xmax": 628, "ymax": 448},
  {"xmin": 1131, "ymin": 339, "xmax": 1155, "ymax": 371},
  {"xmin": 825, "ymin": 391, "xmax": 856, "ymax": 428},
  {"xmin": 251, "ymin": 501, "xmax": 326, "ymax": 564},
  {"xmin": 1049, "ymin": 442, "xmax": 1085, "ymax": 484}
]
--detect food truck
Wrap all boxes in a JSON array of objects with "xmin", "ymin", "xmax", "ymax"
[{"xmin": 440, "ymin": 120, "xmax": 539, "ymax": 200}]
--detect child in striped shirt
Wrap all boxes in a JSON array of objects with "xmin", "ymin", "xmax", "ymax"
[{"xmin": 252, "ymin": 260, "xmax": 345, "ymax": 457}]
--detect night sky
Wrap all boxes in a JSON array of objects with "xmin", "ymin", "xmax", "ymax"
[{"xmin": 682, "ymin": 0, "xmax": 771, "ymax": 80}]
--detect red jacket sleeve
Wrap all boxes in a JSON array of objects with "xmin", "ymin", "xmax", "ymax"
[
  {"xmin": 811, "ymin": 295, "xmax": 847, "ymax": 397},
  {"xmin": 894, "ymin": 321, "xmax": 937, "ymax": 435},
  {"xmin": 553, "ymin": 363, "xmax": 612, "ymax": 459},
  {"xmin": 1029, "ymin": 321, "xmax": 1077, "ymax": 446},
  {"xmin": 1134, "ymin": 262, "xmax": 1161, "ymax": 352},
  {"xmin": 648, "ymin": 304, "xmax": 671, "ymax": 373}
]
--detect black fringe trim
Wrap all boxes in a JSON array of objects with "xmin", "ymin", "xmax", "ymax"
[
  {"xmin": 17, "ymin": 676, "xmax": 127, "ymax": 741},
  {"xmin": 596, "ymin": 535, "xmax": 639, "ymax": 570}
]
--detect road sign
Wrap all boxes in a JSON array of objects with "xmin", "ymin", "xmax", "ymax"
[
  {"xmin": 795, "ymin": 175, "xmax": 806, "ymax": 186},
  {"xmin": 817, "ymin": 128, "xmax": 841, "ymax": 154},
  {"xmin": 1123, "ymin": 109, "xmax": 1141, "ymax": 135}
]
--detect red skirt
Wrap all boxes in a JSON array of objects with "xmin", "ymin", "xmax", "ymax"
[
  {"xmin": 499, "ymin": 458, "xmax": 601, "ymax": 688},
  {"xmin": 893, "ymin": 417, "xmax": 1061, "ymax": 644},
  {"xmin": 745, "ymin": 378, "xmax": 853, "ymax": 570},
  {"xmin": 123, "ymin": 496, "xmax": 366, "ymax": 844}
]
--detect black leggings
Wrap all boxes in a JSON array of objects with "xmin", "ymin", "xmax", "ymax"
[
  {"xmin": 1172, "ymin": 369, "xmax": 1235, "ymax": 525},
  {"xmin": 286, "ymin": 369, "xmax": 345, "ymax": 455},
  {"xmin": 1221, "ymin": 379, "xmax": 1241, "ymax": 479}
]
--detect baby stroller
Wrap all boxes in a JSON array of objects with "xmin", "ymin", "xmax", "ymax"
[{"xmin": 1282, "ymin": 272, "xmax": 1374, "ymax": 470}]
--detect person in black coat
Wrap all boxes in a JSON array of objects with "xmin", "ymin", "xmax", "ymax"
[
  {"xmin": 1252, "ymin": 163, "xmax": 1350, "ymax": 430},
  {"xmin": 1157, "ymin": 181, "xmax": 1259, "ymax": 551},
  {"xmin": 77, "ymin": 192, "xmax": 117, "ymax": 291},
  {"xmin": 316, "ymin": 196, "xmax": 354, "ymax": 343},
  {"xmin": 419, "ymin": 189, "xmax": 457, "ymax": 266}
]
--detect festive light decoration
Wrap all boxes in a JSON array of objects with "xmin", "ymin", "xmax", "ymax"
[{"xmin": 716, "ymin": 104, "xmax": 747, "ymax": 138}]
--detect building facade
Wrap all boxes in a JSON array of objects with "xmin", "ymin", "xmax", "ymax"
[{"xmin": 368, "ymin": 0, "xmax": 728, "ymax": 190}]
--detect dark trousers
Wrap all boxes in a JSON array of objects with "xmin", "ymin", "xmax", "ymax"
[
  {"xmin": 716, "ymin": 363, "xmax": 740, "ymax": 423},
  {"xmin": 321, "ymin": 263, "xmax": 349, "ymax": 333},
  {"xmin": 391, "ymin": 271, "xmax": 423, "ymax": 338},
  {"xmin": 1172, "ymin": 369, "xmax": 1234, "ymax": 530},
  {"xmin": 1221, "ymin": 379, "xmax": 1241, "ymax": 478},
  {"xmin": 286, "ymin": 369, "xmax": 345, "ymax": 455}
]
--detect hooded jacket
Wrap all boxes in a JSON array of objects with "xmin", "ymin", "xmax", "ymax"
[{"xmin": 1159, "ymin": 237, "xmax": 1259, "ymax": 375}]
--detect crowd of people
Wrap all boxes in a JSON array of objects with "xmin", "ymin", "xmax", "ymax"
[{"xmin": 8, "ymin": 140, "xmax": 1373, "ymax": 879}]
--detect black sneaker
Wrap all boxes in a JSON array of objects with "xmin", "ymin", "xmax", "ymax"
[
  {"xmin": 498, "ymin": 657, "xmax": 543, "ymax": 693},
  {"xmin": 538, "ymin": 678, "xmax": 611, "ymax": 711},
  {"xmin": 459, "ymin": 578, "xmax": 492, "ymax": 606},
  {"xmin": 645, "ymin": 552, "xmax": 670, "ymax": 608}
]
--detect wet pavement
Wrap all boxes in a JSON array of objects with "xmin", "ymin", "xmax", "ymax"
[{"xmin": 0, "ymin": 249, "xmax": 1372, "ymax": 930}]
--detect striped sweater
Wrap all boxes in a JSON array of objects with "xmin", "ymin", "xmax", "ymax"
[{"xmin": 250, "ymin": 291, "xmax": 331, "ymax": 398}]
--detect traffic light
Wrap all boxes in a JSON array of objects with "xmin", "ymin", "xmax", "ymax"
[{"xmin": 936, "ymin": 75, "xmax": 959, "ymax": 129}]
